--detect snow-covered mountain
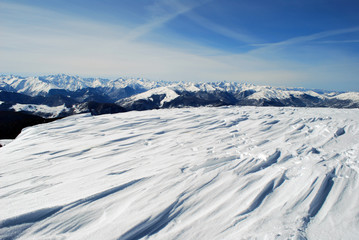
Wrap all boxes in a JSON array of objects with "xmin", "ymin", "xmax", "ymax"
[
  {"xmin": 116, "ymin": 83, "xmax": 359, "ymax": 110},
  {"xmin": 1, "ymin": 106, "xmax": 359, "ymax": 239},
  {"xmin": 0, "ymin": 74, "xmax": 164, "ymax": 98},
  {"xmin": 1, "ymin": 74, "xmax": 358, "ymax": 118}
]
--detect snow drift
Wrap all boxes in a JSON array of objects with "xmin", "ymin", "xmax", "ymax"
[{"xmin": 1, "ymin": 106, "xmax": 359, "ymax": 239}]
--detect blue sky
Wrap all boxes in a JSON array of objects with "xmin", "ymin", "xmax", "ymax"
[{"xmin": 1, "ymin": 0, "xmax": 359, "ymax": 91}]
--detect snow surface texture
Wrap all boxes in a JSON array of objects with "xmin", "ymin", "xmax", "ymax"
[{"xmin": 1, "ymin": 106, "xmax": 359, "ymax": 240}]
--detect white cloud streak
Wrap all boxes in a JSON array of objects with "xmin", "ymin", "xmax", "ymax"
[
  {"xmin": 122, "ymin": 0, "xmax": 209, "ymax": 42},
  {"xmin": 161, "ymin": 0, "xmax": 259, "ymax": 44},
  {"xmin": 251, "ymin": 26, "xmax": 359, "ymax": 49},
  {"xmin": 319, "ymin": 40, "xmax": 359, "ymax": 44}
]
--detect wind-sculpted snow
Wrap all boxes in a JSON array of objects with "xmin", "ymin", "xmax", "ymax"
[{"xmin": 0, "ymin": 106, "xmax": 359, "ymax": 239}]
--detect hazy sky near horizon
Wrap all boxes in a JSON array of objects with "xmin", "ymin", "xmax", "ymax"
[{"xmin": 1, "ymin": 0, "xmax": 359, "ymax": 91}]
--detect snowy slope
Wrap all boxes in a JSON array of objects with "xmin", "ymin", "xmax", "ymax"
[
  {"xmin": 11, "ymin": 103, "xmax": 70, "ymax": 118},
  {"xmin": 333, "ymin": 92, "xmax": 359, "ymax": 102},
  {"xmin": 117, "ymin": 87, "xmax": 179, "ymax": 108},
  {"xmin": 1, "ymin": 106, "xmax": 359, "ymax": 239}
]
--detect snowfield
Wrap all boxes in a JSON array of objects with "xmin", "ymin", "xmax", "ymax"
[{"xmin": 1, "ymin": 106, "xmax": 359, "ymax": 240}]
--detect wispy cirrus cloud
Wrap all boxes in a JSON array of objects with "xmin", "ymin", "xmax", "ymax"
[
  {"xmin": 319, "ymin": 39, "xmax": 359, "ymax": 44},
  {"xmin": 160, "ymin": 0, "xmax": 259, "ymax": 44},
  {"xmin": 251, "ymin": 26, "xmax": 359, "ymax": 49},
  {"xmin": 122, "ymin": 0, "xmax": 210, "ymax": 42}
]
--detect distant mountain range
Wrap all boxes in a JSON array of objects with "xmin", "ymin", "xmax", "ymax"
[{"xmin": 1, "ymin": 74, "xmax": 359, "ymax": 118}]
